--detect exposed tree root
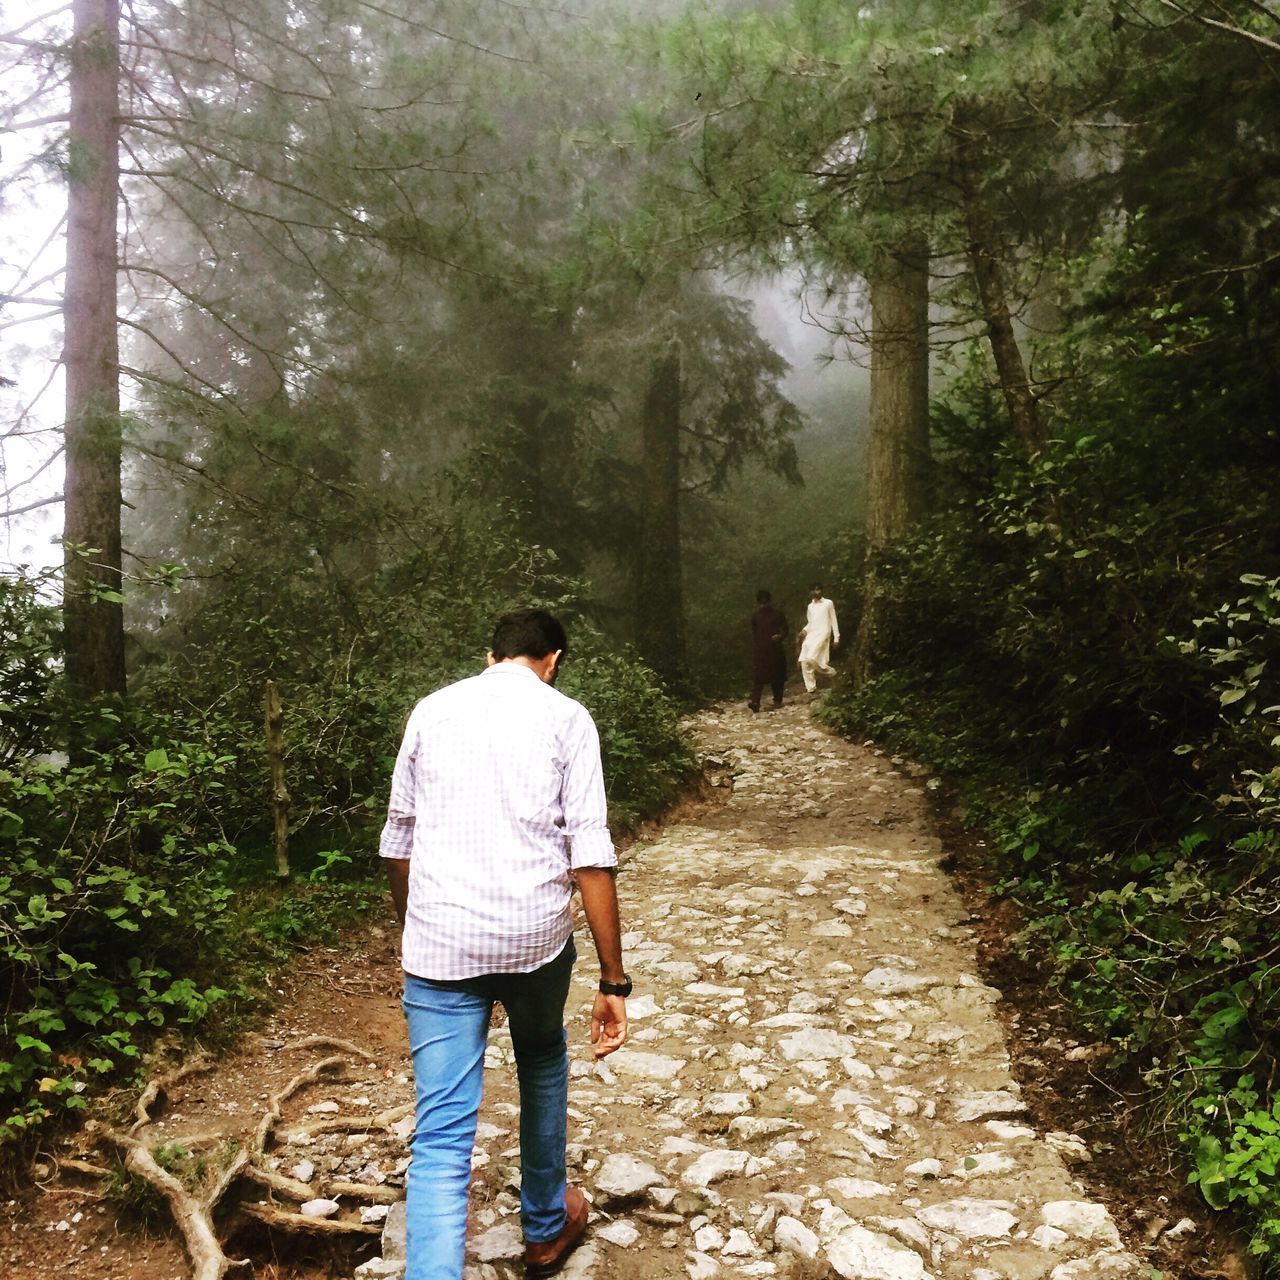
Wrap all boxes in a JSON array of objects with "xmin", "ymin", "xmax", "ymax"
[
  {"xmin": 130, "ymin": 1052, "xmax": 215, "ymax": 1133},
  {"xmin": 90, "ymin": 1048, "xmax": 391, "ymax": 1276},
  {"xmin": 239, "ymin": 1202, "xmax": 382, "ymax": 1234},
  {"xmin": 244, "ymin": 1163, "xmax": 401, "ymax": 1205},
  {"xmin": 282, "ymin": 1035, "xmax": 377, "ymax": 1062},
  {"xmin": 283, "ymin": 1100, "xmax": 412, "ymax": 1139},
  {"xmin": 57, "ymin": 1157, "xmax": 112, "ymax": 1179},
  {"xmin": 98, "ymin": 1126, "xmax": 250, "ymax": 1280}
]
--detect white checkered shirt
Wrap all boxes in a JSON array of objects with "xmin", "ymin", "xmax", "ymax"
[{"xmin": 379, "ymin": 661, "xmax": 616, "ymax": 980}]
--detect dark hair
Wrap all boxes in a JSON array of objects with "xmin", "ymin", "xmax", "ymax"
[
  {"xmin": 491, "ymin": 609, "xmax": 568, "ymax": 661},
  {"xmin": 811, "ymin": 583, "xmax": 823, "ymax": 593},
  {"xmin": 756, "ymin": 588, "xmax": 772, "ymax": 604}
]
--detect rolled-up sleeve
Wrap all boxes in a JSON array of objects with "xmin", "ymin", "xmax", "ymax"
[
  {"xmin": 379, "ymin": 711, "xmax": 419, "ymax": 861},
  {"xmin": 561, "ymin": 709, "xmax": 616, "ymax": 870}
]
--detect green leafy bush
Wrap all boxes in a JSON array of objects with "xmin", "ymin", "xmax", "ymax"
[
  {"xmin": 1, "ymin": 515, "xmax": 696, "ymax": 1155},
  {"xmin": 559, "ymin": 638, "xmax": 698, "ymax": 831},
  {"xmin": 1, "ymin": 730, "xmax": 236, "ymax": 1140}
]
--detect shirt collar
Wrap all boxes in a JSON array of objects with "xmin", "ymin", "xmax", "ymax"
[{"xmin": 483, "ymin": 661, "xmax": 543, "ymax": 682}]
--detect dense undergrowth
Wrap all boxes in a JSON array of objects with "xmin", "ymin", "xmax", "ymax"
[
  {"xmin": 818, "ymin": 373, "xmax": 1280, "ymax": 1259},
  {"xmin": 0, "ymin": 528, "xmax": 695, "ymax": 1160}
]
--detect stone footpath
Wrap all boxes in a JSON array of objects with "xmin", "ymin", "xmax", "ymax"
[{"xmin": 354, "ymin": 700, "xmax": 1144, "ymax": 1280}]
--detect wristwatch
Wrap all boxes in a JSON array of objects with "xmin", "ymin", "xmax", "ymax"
[{"xmin": 598, "ymin": 974, "xmax": 632, "ymax": 998}]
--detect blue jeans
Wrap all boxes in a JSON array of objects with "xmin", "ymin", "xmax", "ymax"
[{"xmin": 401, "ymin": 939, "xmax": 575, "ymax": 1280}]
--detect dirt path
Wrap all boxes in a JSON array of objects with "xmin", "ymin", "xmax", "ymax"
[{"xmin": 5, "ymin": 701, "xmax": 1199, "ymax": 1279}]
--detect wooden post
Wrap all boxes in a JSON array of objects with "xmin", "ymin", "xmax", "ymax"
[{"xmin": 264, "ymin": 680, "xmax": 289, "ymax": 881}]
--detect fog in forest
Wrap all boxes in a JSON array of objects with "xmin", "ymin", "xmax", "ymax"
[{"xmin": 4, "ymin": 0, "xmax": 1280, "ymax": 1268}]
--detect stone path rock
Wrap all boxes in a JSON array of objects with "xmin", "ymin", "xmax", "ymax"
[{"xmin": 357, "ymin": 701, "xmax": 1144, "ymax": 1280}]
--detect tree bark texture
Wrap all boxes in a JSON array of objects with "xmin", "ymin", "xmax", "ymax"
[
  {"xmin": 264, "ymin": 680, "xmax": 289, "ymax": 880},
  {"xmin": 863, "ymin": 236, "xmax": 931, "ymax": 553},
  {"xmin": 62, "ymin": 0, "xmax": 124, "ymax": 697},
  {"xmin": 963, "ymin": 188, "xmax": 1045, "ymax": 457},
  {"xmin": 852, "ymin": 237, "xmax": 931, "ymax": 687},
  {"xmin": 634, "ymin": 339, "xmax": 687, "ymax": 691}
]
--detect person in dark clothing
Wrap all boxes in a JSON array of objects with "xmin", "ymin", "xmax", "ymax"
[{"xmin": 749, "ymin": 589, "xmax": 790, "ymax": 712}]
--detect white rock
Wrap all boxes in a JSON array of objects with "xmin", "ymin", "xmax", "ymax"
[
  {"xmin": 596, "ymin": 1219, "xmax": 640, "ymax": 1247},
  {"xmin": 953, "ymin": 1152, "xmax": 1017, "ymax": 1180},
  {"xmin": 905, "ymin": 1158, "xmax": 942, "ymax": 1179},
  {"xmin": 774, "ymin": 1216, "xmax": 820, "ymax": 1259},
  {"xmin": 820, "ymin": 1212, "xmax": 931, "ymax": 1280},
  {"xmin": 1032, "ymin": 1225, "xmax": 1069, "ymax": 1248},
  {"xmin": 595, "ymin": 1153, "xmax": 664, "ymax": 1204},
  {"xmin": 1164, "ymin": 1217, "xmax": 1197, "ymax": 1240},
  {"xmin": 560, "ymin": 1242, "xmax": 601, "ymax": 1280},
  {"xmin": 862, "ymin": 968, "xmax": 935, "ymax": 995},
  {"xmin": 1041, "ymin": 1202, "xmax": 1121, "ymax": 1245},
  {"xmin": 1048, "ymin": 1251, "xmax": 1144, "ymax": 1279},
  {"xmin": 855, "ymin": 1106, "xmax": 895, "ymax": 1135},
  {"xmin": 722, "ymin": 1227, "xmax": 758, "ymax": 1256},
  {"xmin": 469, "ymin": 1221, "xmax": 523, "ymax": 1261},
  {"xmin": 985, "ymin": 1120, "xmax": 1036, "ymax": 1141},
  {"xmin": 951, "ymin": 1091, "xmax": 1025, "ymax": 1123},
  {"xmin": 694, "ymin": 1224, "xmax": 726, "ymax": 1252},
  {"xmin": 851, "ymin": 1128, "xmax": 895, "ymax": 1159},
  {"xmin": 825, "ymin": 1177, "xmax": 895, "ymax": 1200},
  {"xmin": 683, "ymin": 1150, "xmax": 750, "ymax": 1186},
  {"xmin": 290, "ymin": 1159, "xmax": 316, "ymax": 1183},
  {"xmin": 728, "ymin": 1117, "xmax": 798, "ymax": 1142},
  {"xmin": 704, "ymin": 1093, "xmax": 752, "ymax": 1116},
  {"xmin": 354, "ymin": 1260, "xmax": 404, "ymax": 1280},
  {"xmin": 811, "ymin": 920, "xmax": 854, "ymax": 937},
  {"xmin": 914, "ymin": 1198, "xmax": 1017, "ymax": 1240},
  {"xmin": 766, "ymin": 1192, "xmax": 808, "ymax": 1216},
  {"xmin": 687, "ymin": 983, "xmax": 746, "ymax": 997},
  {"xmin": 624, "ymin": 994, "xmax": 663, "ymax": 1018},
  {"xmin": 865, "ymin": 1216, "xmax": 931, "ymax": 1255},
  {"xmin": 612, "ymin": 1051, "xmax": 686, "ymax": 1081},
  {"xmin": 299, "ymin": 1198, "xmax": 340, "ymax": 1218},
  {"xmin": 1045, "ymin": 1131, "xmax": 1092, "ymax": 1163},
  {"xmin": 788, "ymin": 992, "xmax": 825, "ymax": 1013},
  {"xmin": 777, "ymin": 1029, "xmax": 859, "ymax": 1060},
  {"xmin": 758, "ymin": 1013, "xmax": 822, "ymax": 1029},
  {"xmin": 359, "ymin": 1204, "xmax": 391, "ymax": 1226},
  {"xmin": 686, "ymin": 1252, "xmax": 721, "ymax": 1280}
]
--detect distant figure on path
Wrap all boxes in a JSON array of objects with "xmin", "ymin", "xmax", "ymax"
[
  {"xmin": 798, "ymin": 584, "xmax": 840, "ymax": 694},
  {"xmin": 749, "ymin": 588, "xmax": 789, "ymax": 712},
  {"xmin": 380, "ymin": 609, "xmax": 629, "ymax": 1280}
]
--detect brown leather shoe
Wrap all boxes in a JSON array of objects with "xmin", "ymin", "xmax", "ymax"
[{"xmin": 524, "ymin": 1185, "xmax": 588, "ymax": 1277}]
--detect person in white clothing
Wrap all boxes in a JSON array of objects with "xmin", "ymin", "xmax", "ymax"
[
  {"xmin": 381, "ymin": 610, "xmax": 628, "ymax": 1280},
  {"xmin": 798, "ymin": 584, "xmax": 840, "ymax": 693}
]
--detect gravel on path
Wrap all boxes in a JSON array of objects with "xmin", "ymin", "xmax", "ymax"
[{"xmin": 358, "ymin": 699, "xmax": 1147, "ymax": 1280}]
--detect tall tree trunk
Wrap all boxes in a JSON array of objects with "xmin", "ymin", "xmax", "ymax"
[
  {"xmin": 62, "ymin": 0, "xmax": 124, "ymax": 698},
  {"xmin": 852, "ymin": 235, "xmax": 931, "ymax": 686},
  {"xmin": 963, "ymin": 189, "xmax": 1045, "ymax": 457},
  {"xmin": 634, "ymin": 338, "xmax": 687, "ymax": 690}
]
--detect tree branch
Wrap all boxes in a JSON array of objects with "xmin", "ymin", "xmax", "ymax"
[
  {"xmin": 2, "ymin": 492, "xmax": 64, "ymax": 519},
  {"xmin": 1156, "ymin": 0, "xmax": 1280, "ymax": 54}
]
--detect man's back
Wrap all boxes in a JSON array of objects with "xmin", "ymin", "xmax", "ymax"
[{"xmin": 383, "ymin": 662, "xmax": 613, "ymax": 980}]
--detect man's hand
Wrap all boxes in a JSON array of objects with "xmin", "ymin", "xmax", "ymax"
[{"xmin": 591, "ymin": 993, "xmax": 627, "ymax": 1058}]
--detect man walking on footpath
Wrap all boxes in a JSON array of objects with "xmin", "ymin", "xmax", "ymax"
[
  {"xmin": 748, "ymin": 588, "xmax": 789, "ymax": 712},
  {"xmin": 381, "ymin": 609, "xmax": 629, "ymax": 1280},
  {"xmin": 798, "ymin": 584, "xmax": 840, "ymax": 694}
]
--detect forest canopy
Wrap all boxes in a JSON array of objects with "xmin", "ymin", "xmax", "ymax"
[{"xmin": 3, "ymin": 0, "xmax": 1280, "ymax": 1263}]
